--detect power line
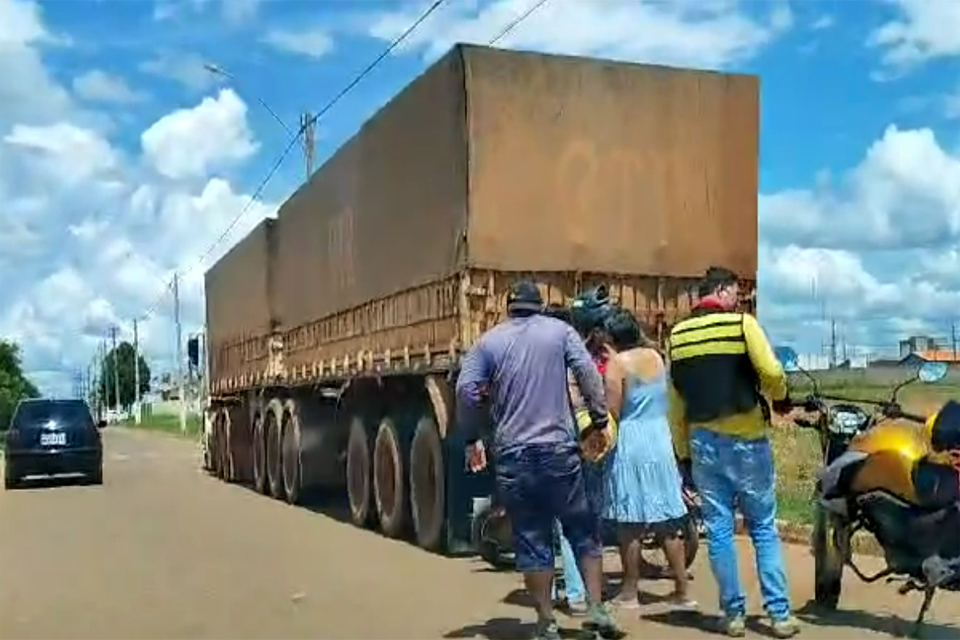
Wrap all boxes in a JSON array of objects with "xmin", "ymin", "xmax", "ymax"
[
  {"xmin": 136, "ymin": 0, "xmax": 450, "ymax": 324},
  {"xmin": 489, "ymin": 0, "xmax": 550, "ymax": 45}
]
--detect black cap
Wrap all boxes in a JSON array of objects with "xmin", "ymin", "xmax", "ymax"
[{"xmin": 507, "ymin": 280, "xmax": 543, "ymax": 315}]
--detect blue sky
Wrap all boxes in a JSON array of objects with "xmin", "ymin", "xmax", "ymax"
[{"xmin": 2, "ymin": 0, "xmax": 960, "ymax": 395}]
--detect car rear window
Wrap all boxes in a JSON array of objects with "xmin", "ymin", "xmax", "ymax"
[{"xmin": 13, "ymin": 401, "xmax": 95, "ymax": 430}]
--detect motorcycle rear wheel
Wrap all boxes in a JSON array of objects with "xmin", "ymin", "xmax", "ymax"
[{"xmin": 813, "ymin": 503, "xmax": 843, "ymax": 609}]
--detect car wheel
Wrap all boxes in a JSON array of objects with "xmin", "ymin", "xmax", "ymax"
[
  {"xmin": 4, "ymin": 466, "xmax": 21, "ymax": 490},
  {"xmin": 88, "ymin": 464, "xmax": 104, "ymax": 486}
]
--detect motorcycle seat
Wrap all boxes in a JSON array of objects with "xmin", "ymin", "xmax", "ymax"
[{"xmin": 912, "ymin": 457, "xmax": 960, "ymax": 510}]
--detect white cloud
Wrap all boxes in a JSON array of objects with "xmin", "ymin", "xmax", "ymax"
[
  {"xmin": 945, "ymin": 86, "xmax": 960, "ymax": 120},
  {"xmin": 261, "ymin": 27, "xmax": 334, "ymax": 59},
  {"xmin": 0, "ymin": 0, "xmax": 75, "ymax": 125},
  {"xmin": 73, "ymin": 70, "xmax": 148, "ymax": 104},
  {"xmin": 4, "ymin": 122, "xmax": 119, "ymax": 185},
  {"xmin": 139, "ymin": 51, "xmax": 218, "ymax": 92},
  {"xmin": 810, "ymin": 15, "xmax": 834, "ymax": 31},
  {"xmin": 365, "ymin": 0, "xmax": 791, "ymax": 69},
  {"xmin": 759, "ymin": 124, "xmax": 960, "ymax": 356},
  {"xmin": 760, "ymin": 125, "xmax": 960, "ymax": 251},
  {"xmin": 869, "ymin": 0, "xmax": 960, "ymax": 72},
  {"xmin": 221, "ymin": 0, "xmax": 265, "ymax": 24},
  {"xmin": 152, "ymin": 0, "xmax": 264, "ymax": 24},
  {"xmin": 140, "ymin": 88, "xmax": 258, "ymax": 180}
]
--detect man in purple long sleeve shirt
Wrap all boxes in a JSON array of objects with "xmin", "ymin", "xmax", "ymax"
[{"xmin": 455, "ymin": 281, "xmax": 621, "ymax": 640}]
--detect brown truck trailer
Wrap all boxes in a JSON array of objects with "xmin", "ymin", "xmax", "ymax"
[{"xmin": 203, "ymin": 44, "xmax": 759, "ymax": 553}]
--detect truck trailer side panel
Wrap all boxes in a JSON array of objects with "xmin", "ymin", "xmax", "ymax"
[
  {"xmin": 211, "ymin": 46, "xmax": 761, "ymax": 392},
  {"xmin": 274, "ymin": 48, "xmax": 469, "ymax": 330},
  {"xmin": 205, "ymin": 218, "xmax": 277, "ymax": 385},
  {"xmin": 462, "ymin": 46, "xmax": 759, "ymax": 278}
]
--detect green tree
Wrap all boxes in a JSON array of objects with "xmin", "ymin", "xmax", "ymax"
[
  {"xmin": 98, "ymin": 341, "xmax": 151, "ymax": 410},
  {"xmin": 0, "ymin": 340, "xmax": 40, "ymax": 430}
]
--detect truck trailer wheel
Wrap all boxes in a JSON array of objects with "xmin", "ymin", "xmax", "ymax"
[
  {"xmin": 346, "ymin": 416, "xmax": 375, "ymax": 528},
  {"xmin": 265, "ymin": 398, "xmax": 285, "ymax": 500},
  {"xmin": 410, "ymin": 415, "xmax": 445, "ymax": 551},
  {"xmin": 215, "ymin": 410, "xmax": 227, "ymax": 479},
  {"xmin": 373, "ymin": 417, "xmax": 408, "ymax": 538},
  {"xmin": 220, "ymin": 408, "xmax": 234, "ymax": 482},
  {"xmin": 251, "ymin": 410, "xmax": 268, "ymax": 494},
  {"xmin": 281, "ymin": 399, "xmax": 302, "ymax": 505}
]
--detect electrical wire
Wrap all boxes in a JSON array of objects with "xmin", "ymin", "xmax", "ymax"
[
  {"xmin": 488, "ymin": 0, "xmax": 549, "ymax": 46},
  {"xmin": 136, "ymin": 0, "xmax": 449, "ymax": 322},
  {"xmin": 137, "ymin": 0, "xmax": 550, "ymax": 324}
]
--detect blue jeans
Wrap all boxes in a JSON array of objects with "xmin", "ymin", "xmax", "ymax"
[
  {"xmin": 495, "ymin": 443, "xmax": 601, "ymax": 572},
  {"xmin": 552, "ymin": 521, "xmax": 586, "ymax": 603},
  {"xmin": 690, "ymin": 428, "xmax": 792, "ymax": 621}
]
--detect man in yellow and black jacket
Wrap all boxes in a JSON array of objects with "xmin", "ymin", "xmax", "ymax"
[{"xmin": 667, "ymin": 266, "xmax": 800, "ymax": 639}]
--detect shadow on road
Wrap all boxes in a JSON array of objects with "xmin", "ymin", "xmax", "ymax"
[
  {"xmin": 443, "ymin": 617, "xmax": 595, "ymax": 640},
  {"xmin": 796, "ymin": 600, "xmax": 960, "ymax": 639},
  {"xmin": 642, "ymin": 609, "xmax": 720, "ymax": 634}
]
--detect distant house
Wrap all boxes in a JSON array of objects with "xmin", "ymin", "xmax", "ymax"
[
  {"xmin": 914, "ymin": 349, "xmax": 960, "ymax": 364},
  {"xmin": 900, "ymin": 335, "xmax": 938, "ymax": 359}
]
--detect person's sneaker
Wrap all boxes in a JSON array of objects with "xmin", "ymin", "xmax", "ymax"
[
  {"xmin": 566, "ymin": 600, "xmax": 589, "ymax": 617},
  {"xmin": 719, "ymin": 614, "xmax": 746, "ymax": 637},
  {"xmin": 584, "ymin": 602, "xmax": 624, "ymax": 639},
  {"xmin": 533, "ymin": 618, "xmax": 561, "ymax": 640},
  {"xmin": 770, "ymin": 615, "xmax": 801, "ymax": 638}
]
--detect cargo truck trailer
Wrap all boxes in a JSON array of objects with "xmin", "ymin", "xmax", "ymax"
[{"xmin": 202, "ymin": 44, "xmax": 760, "ymax": 553}]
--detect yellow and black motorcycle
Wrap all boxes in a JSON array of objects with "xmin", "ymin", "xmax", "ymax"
[{"xmin": 777, "ymin": 356, "xmax": 960, "ymax": 637}]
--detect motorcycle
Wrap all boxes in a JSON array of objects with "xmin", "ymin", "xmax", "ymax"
[
  {"xmin": 776, "ymin": 354, "xmax": 960, "ymax": 638},
  {"xmin": 472, "ymin": 478, "xmax": 702, "ymax": 572}
]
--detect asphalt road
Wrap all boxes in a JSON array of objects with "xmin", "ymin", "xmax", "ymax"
[{"xmin": 1, "ymin": 428, "xmax": 958, "ymax": 640}]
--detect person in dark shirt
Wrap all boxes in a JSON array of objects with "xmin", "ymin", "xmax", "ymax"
[{"xmin": 456, "ymin": 282, "xmax": 622, "ymax": 640}]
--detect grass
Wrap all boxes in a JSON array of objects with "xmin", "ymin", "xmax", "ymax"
[{"xmin": 121, "ymin": 413, "xmax": 202, "ymax": 437}]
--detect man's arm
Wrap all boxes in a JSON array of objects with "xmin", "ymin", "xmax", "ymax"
[
  {"xmin": 563, "ymin": 326, "xmax": 608, "ymax": 424},
  {"xmin": 667, "ymin": 377, "xmax": 691, "ymax": 461},
  {"xmin": 455, "ymin": 341, "xmax": 492, "ymax": 444},
  {"xmin": 742, "ymin": 314, "xmax": 788, "ymax": 402}
]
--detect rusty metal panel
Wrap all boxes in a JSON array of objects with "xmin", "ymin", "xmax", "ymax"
[
  {"xmin": 462, "ymin": 46, "xmax": 759, "ymax": 280},
  {"xmin": 204, "ymin": 218, "xmax": 277, "ymax": 382},
  {"xmin": 275, "ymin": 47, "xmax": 469, "ymax": 330}
]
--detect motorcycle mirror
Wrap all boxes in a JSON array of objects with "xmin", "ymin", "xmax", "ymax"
[
  {"xmin": 774, "ymin": 346, "xmax": 800, "ymax": 373},
  {"xmin": 775, "ymin": 345, "xmax": 820, "ymax": 392},
  {"xmin": 918, "ymin": 361, "xmax": 948, "ymax": 384}
]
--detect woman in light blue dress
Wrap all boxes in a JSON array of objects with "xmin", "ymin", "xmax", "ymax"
[{"xmin": 600, "ymin": 308, "xmax": 696, "ymax": 609}]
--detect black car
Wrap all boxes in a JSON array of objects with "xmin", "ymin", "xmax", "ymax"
[{"xmin": 3, "ymin": 398, "xmax": 105, "ymax": 489}]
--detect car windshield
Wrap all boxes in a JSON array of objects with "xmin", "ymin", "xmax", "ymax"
[{"xmin": 13, "ymin": 401, "xmax": 95, "ymax": 429}]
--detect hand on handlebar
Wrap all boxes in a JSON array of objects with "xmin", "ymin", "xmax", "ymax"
[{"xmin": 771, "ymin": 395, "xmax": 794, "ymax": 415}]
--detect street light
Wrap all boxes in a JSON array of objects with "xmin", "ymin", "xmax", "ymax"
[
  {"xmin": 203, "ymin": 62, "xmax": 296, "ymax": 137},
  {"xmin": 203, "ymin": 61, "xmax": 315, "ymax": 179}
]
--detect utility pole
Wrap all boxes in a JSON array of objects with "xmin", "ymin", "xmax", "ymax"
[
  {"xmin": 301, "ymin": 112, "xmax": 315, "ymax": 181},
  {"xmin": 200, "ymin": 328, "xmax": 208, "ymax": 411},
  {"xmin": 829, "ymin": 317, "xmax": 838, "ymax": 369},
  {"xmin": 174, "ymin": 272, "xmax": 187, "ymax": 435},
  {"xmin": 952, "ymin": 321, "xmax": 957, "ymax": 362},
  {"xmin": 133, "ymin": 318, "xmax": 141, "ymax": 425},
  {"xmin": 111, "ymin": 325, "xmax": 120, "ymax": 414}
]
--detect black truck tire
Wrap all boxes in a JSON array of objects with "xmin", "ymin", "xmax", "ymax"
[
  {"xmin": 373, "ymin": 417, "xmax": 408, "ymax": 538},
  {"xmin": 813, "ymin": 504, "xmax": 842, "ymax": 609},
  {"xmin": 265, "ymin": 398, "xmax": 285, "ymax": 500},
  {"xmin": 252, "ymin": 410, "xmax": 268, "ymax": 494},
  {"xmin": 410, "ymin": 415, "xmax": 445, "ymax": 551},
  {"xmin": 220, "ymin": 408, "xmax": 234, "ymax": 482},
  {"xmin": 281, "ymin": 399, "xmax": 302, "ymax": 505},
  {"xmin": 346, "ymin": 416, "xmax": 375, "ymax": 528}
]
